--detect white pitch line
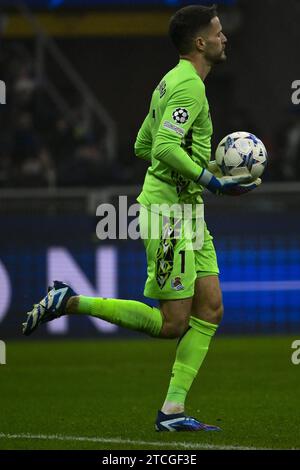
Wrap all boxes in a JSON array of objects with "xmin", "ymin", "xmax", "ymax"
[{"xmin": 0, "ymin": 432, "xmax": 264, "ymax": 450}]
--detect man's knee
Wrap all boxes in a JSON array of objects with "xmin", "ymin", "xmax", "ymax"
[
  {"xmin": 209, "ymin": 299, "xmax": 224, "ymax": 324},
  {"xmin": 159, "ymin": 298, "xmax": 192, "ymax": 339},
  {"xmin": 197, "ymin": 299, "xmax": 224, "ymax": 324},
  {"xmin": 160, "ymin": 317, "xmax": 189, "ymax": 339}
]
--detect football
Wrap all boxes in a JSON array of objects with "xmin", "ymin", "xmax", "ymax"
[{"xmin": 215, "ymin": 131, "xmax": 267, "ymax": 179}]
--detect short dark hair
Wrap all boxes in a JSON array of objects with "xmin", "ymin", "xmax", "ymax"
[{"xmin": 169, "ymin": 4, "xmax": 217, "ymax": 55}]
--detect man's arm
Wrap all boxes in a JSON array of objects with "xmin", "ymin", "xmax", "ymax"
[
  {"xmin": 134, "ymin": 114, "xmax": 152, "ymax": 162},
  {"xmin": 152, "ymin": 78, "xmax": 204, "ymax": 181},
  {"xmin": 137, "ymin": 78, "xmax": 258, "ymax": 196}
]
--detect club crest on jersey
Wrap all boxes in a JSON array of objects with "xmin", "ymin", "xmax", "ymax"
[
  {"xmin": 171, "ymin": 276, "xmax": 184, "ymax": 291},
  {"xmin": 172, "ymin": 108, "xmax": 189, "ymax": 124}
]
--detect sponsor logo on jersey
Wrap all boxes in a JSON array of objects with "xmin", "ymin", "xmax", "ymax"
[
  {"xmin": 163, "ymin": 120, "xmax": 185, "ymax": 136},
  {"xmin": 172, "ymin": 108, "xmax": 189, "ymax": 124}
]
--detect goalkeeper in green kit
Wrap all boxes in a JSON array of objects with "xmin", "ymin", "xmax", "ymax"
[{"xmin": 22, "ymin": 5, "xmax": 260, "ymax": 431}]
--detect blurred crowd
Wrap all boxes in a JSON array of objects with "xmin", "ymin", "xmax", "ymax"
[
  {"xmin": 0, "ymin": 42, "xmax": 123, "ymax": 189},
  {"xmin": 0, "ymin": 41, "xmax": 299, "ymax": 189}
]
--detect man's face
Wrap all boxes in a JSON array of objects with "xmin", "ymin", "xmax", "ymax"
[{"xmin": 197, "ymin": 16, "xmax": 227, "ymax": 64}]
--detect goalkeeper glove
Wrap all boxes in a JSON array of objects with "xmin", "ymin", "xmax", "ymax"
[{"xmin": 197, "ymin": 167, "xmax": 261, "ymax": 196}]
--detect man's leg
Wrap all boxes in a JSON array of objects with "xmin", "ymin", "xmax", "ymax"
[
  {"xmin": 65, "ymin": 294, "xmax": 192, "ymax": 339},
  {"xmin": 160, "ymin": 222, "xmax": 222, "ymax": 421},
  {"xmin": 161, "ymin": 275, "xmax": 223, "ymax": 415},
  {"xmin": 22, "ymin": 279, "xmax": 192, "ymax": 339}
]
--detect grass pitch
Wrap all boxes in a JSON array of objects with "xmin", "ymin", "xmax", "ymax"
[{"xmin": 0, "ymin": 336, "xmax": 299, "ymax": 450}]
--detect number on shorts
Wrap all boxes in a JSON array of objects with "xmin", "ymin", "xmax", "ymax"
[{"xmin": 179, "ymin": 250, "xmax": 185, "ymax": 273}]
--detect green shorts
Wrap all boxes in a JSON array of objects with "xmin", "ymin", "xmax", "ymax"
[{"xmin": 139, "ymin": 205, "xmax": 219, "ymax": 300}]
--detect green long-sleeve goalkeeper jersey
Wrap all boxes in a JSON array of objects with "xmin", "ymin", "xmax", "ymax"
[{"xmin": 135, "ymin": 58, "xmax": 212, "ymax": 209}]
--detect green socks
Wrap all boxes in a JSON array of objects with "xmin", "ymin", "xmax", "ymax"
[
  {"xmin": 164, "ymin": 316, "xmax": 218, "ymax": 406},
  {"xmin": 76, "ymin": 299, "xmax": 216, "ymax": 407},
  {"xmin": 77, "ymin": 296, "xmax": 163, "ymax": 337}
]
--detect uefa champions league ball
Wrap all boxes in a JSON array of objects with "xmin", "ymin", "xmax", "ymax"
[{"xmin": 215, "ymin": 131, "xmax": 267, "ymax": 179}]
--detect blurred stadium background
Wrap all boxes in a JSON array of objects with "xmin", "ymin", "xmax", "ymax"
[{"xmin": 0, "ymin": 0, "xmax": 299, "ymax": 339}]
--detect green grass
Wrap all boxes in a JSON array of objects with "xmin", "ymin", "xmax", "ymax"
[{"xmin": 0, "ymin": 336, "xmax": 299, "ymax": 450}]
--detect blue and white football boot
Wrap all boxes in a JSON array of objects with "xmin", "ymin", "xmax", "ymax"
[
  {"xmin": 155, "ymin": 410, "xmax": 221, "ymax": 432},
  {"xmin": 22, "ymin": 281, "xmax": 77, "ymax": 336}
]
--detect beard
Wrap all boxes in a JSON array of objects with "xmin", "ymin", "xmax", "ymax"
[{"xmin": 206, "ymin": 49, "xmax": 227, "ymax": 66}]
